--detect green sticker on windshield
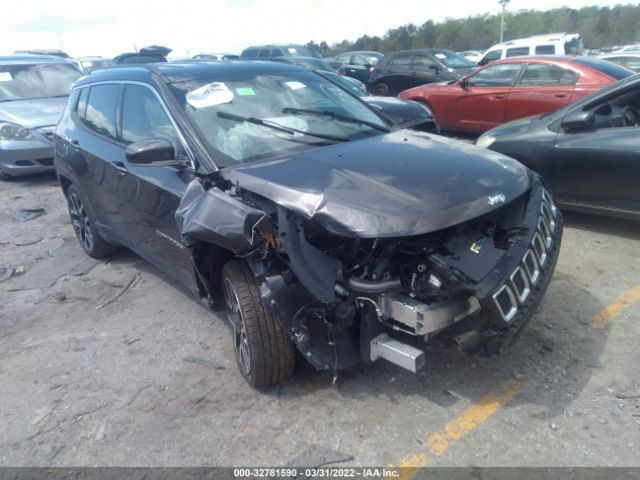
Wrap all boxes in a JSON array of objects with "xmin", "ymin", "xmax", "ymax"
[{"xmin": 235, "ymin": 87, "xmax": 255, "ymax": 96}]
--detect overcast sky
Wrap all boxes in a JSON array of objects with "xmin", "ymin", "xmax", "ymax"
[{"xmin": 0, "ymin": 0, "xmax": 629, "ymax": 58}]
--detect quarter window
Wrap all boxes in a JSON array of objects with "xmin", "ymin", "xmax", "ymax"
[
  {"xmin": 76, "ymin": 87, "xmax": 89, "ymax": 118},
  {"xmin": 121, "ymin": 84, "xmax": 182, "ymax": 155},
  {"xmin": 466, "ymin": 63, "xmax": 522, "ymax": 87},
  {"xmin": 84, "ymin": 84, "xmax": 120, "ymax": 139},
  {"xmin": 519, "ymin": 63, "xmax": 578, "ymax": 86}
]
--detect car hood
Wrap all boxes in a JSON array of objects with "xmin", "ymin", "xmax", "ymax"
[
  {"xmin": 363, "ymin": 96, "xmax": 431, "ymax": 127},
  {"xmin": 222, "ymin": 131, "xmax": 531, "ymax": 238},
  {"xmin": 0, "ymin": 97, "xmax": 68, "ymax": 128}
]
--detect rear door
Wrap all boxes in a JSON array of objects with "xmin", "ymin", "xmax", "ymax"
[
  {"xmin": 506, "ymin": 62, "xmax": 578, "ymax": 121},
  {"xmin": 383, "ymin": 54, "xmax": 414, "ymax": 95},
  {"xmin": 449, "ymin": 62, "xmax": 523, "ymax": 131},
  {"xmin": 118, "ymin": 83, "xmax": 197, "ymax": 288},
  {"xmin": 73, "ymin": 83, "xmax": 129, "ymax": 242}
]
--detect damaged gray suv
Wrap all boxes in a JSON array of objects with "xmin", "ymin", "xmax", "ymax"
[{"xmin": 54, "ymin": 62, "xmax": 562, "ymax": 387}]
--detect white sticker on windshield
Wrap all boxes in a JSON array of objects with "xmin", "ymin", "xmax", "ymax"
[
  {"xmin": 434, "ymin": 53, "xmax": 446, "ymax": 59},
  {"xmin": 186, "ymin": 82, "xmax": 233, "ymax": 109},
  {"xmin": 285, "ymin": 81, "xmax": 306, "ymax": 91},
  {"xmin": 288, "ymin": 48, "xmax": 297, "ymax": 54},
  {"xmin": 0, "ymin": 72, "xmax": 13, "ymax": 82}
]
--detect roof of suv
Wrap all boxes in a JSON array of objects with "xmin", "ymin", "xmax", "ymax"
[
  {"xmin": 74, "ymin": 61, "xmax": 305, "ymax": 86},
  {"xmin": 0, "ymin": 54, "xmax": 74, "ymax": 65}
]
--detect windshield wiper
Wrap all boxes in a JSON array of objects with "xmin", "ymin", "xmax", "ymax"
[
  {"xmin": 282, "ymin": 107, "xmax": 391, "ymax": 132},
  {"xmin": 217, "ymin": 111, "xmax": 350, "ymax": 142}
]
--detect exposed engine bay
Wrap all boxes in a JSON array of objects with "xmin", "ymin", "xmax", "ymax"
[{"xmin": 178, "ymin": 171, "xmax": 562, "ymax": 375}]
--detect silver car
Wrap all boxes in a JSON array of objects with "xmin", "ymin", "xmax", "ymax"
[{"xmin": 0, "ymin": 55, "xmax": 81, "ymax": 180}]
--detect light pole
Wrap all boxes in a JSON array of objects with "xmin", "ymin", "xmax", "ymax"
[{"xmin": 499, "ymin": 0, "xmax": 510, "ymax": 43}]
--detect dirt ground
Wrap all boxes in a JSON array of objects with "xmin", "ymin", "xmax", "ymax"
[{"xmin": 1, "ymin": 172, "xmax": 639, "ymax": 467}]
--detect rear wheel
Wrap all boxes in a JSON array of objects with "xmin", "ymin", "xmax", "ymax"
[
  {"xmin": 222, "ymin": 260, "xmax": 294, "ymax": 387},
  {"xmin": 65, "ymin": 184, "xmax": 118, "ymax": 259},
  {"xmin": 373, "ymin": 83, "xmax": 390, "ymax": 96}
]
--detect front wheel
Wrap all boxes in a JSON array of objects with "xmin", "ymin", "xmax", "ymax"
[
  {"xmin": 373, "ymin": 83, "xmax": 390, "ymax": 96},
  {"xmin": 0, "ymin": 171, "xmax": 14, "ymax": 181},
  {"xmin": 222, "ymin": 260, "xmax": 294, "ymax": 387}
]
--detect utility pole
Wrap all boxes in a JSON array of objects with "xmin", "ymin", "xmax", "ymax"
[{"xmin": 499, "ymin": 0, "xmax": 510, "ymax": 43}]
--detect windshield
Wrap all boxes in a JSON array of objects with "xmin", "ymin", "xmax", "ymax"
[
  {"xmin": 170, "ymin": 70, "xmax": 388, "ymax": 166},
  {"xmin": 0, "ymin": 63, "xmax": 81, "ymax": 102},
  {"xmin": 432, "ymin": 50, "xmax": 476, "ymax": 69}
]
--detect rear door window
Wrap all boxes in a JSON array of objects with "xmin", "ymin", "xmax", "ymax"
[
  {"xmin": 391, "ymin": 55, "xmax": 412, "ymax": 68},
  {"xmin": 519, "ymin": 63, "xmax": 578, "ymax": 86},
  {"xmin": 535, "ymin": 45, "xmax": 556, "ymax": 55},
  {"xmin": 506, "ymin": 47, "xmax": 530, "ymax": 58},
  {"xmin": 84, "ymin": 84, "xmax": 121, "ymax": 140},
  {"xmin": 467, "ymin": 63, "xmax": 523, "ymax": 87},
  {"xmin": 258, "ymin": 49, "xmax": 271, "ymax": 58}
]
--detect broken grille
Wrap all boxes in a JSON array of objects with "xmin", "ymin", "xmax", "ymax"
[{"xmin": 492, "ymin": 188, "xmax": 558, "ymax": 322}]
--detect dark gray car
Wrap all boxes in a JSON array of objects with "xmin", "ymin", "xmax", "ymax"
[{"xmin": 0, "ymin": 55, "xmax": 81, "ymax": 180}]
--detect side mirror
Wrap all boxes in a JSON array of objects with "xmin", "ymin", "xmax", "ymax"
[
  {"xmin": 125, "ymin": 138, "xmax": 177, "ymax": 166},
  {"xmin": 428, "ymin": 64, "xmax": 440, "ymax": 72},
  {"xmin": 561, "ymin": 110, "xmax": 594, "ymax": 132},
  {"xmin": 460, "ymin": 78, "xmax": 468, "ymax": 89}
]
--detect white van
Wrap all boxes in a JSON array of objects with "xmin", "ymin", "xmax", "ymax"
[{"xmin": 478, "ymin": 33, "xmax": 584, "ymax": 66}]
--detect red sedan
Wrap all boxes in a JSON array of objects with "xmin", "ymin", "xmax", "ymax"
[{"xmin": 398, "ymin": 56, "xmax": 633, "ymax": 133}]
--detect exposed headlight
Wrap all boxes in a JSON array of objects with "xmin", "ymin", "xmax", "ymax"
[
  {"xmin": 0, "ymin": 121, "xmax": 35, "ymax": 141},
  {"xmin": 475, "ymin": 134, "xmax": 496, "ymax": 149}
]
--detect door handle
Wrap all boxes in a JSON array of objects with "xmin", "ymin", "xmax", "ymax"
[
  {"xmin": 493, "ymin": 95, "xmax": 505, "ymax": 100},
  {"xmin": 555, "ymin": 93, "xmax": 567, "ymax": 98},
  {"xmin": 112, "ymin": 161, "xmax": 128, "ymax": 175}
]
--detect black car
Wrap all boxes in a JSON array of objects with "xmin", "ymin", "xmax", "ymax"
[
  {"xmin": 270, "ymin": 56, "xmax": 334, "ymax": 71},
  {"xmin": 114, "ymin": 46, "xmax": 171, "ymax": 65},
  {"xmin": 240, "ymin": 44, "xmax": 322, "ymax": 60},
  {"xmin": 476, "ymin": 74, "xmax": 640, "ymax": 220},
  {"xmin": 54, "ymin": 62, "xmax": 562, "ymax": 387},
  {"xmin": 318, "ymin": 71, "xmax": 439, "ymax": 133},
  {"xmin": 332, "ymin": 51, "xmax": 384, "ymax": 83},
  {"xmin": 368, "ymin": 49, "xmax": 477, "ymax": 96}
]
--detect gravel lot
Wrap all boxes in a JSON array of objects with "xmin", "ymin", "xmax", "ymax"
[{"xmin": 1, "ymin": 171, "xmax": 639, "ymax": 467}]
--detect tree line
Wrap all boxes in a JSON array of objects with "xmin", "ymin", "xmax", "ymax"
[{"xmin": 308, "ymin": 4, "xmax": 640, "ymax": 56}]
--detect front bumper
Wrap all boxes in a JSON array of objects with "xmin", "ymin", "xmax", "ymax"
[
  {"xmin": 376, "ymin": 178, "xmax": 563, "ymax": 357},
  {"xmin": 0, "ymin": 128, "xmax": 55, "ymax": 176}
]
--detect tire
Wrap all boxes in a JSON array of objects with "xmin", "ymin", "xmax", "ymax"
[
  {"xmin": 0, "ymin": 171, "xmax": 13, "ymax": 181},
  {"xmin": 65, "ymin": 184, "xmax": 118, "ymax": 259},
  {"xmin": 373, "ymin": 83, "xmax": 390, "ymax": 96},
  {"xmin": 222, "ymin": 260, "xmax": 295, "ymax": 387}
]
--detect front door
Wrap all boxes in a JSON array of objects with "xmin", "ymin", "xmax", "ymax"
[{"xmin": 118, "ymin": 83, "xmax": 197, "ymax": 289}]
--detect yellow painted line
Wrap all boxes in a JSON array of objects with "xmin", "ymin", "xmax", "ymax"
[
  {"xmin": 592, "ymin": 284, "xmax": 640, "ymax": 329},
  {"xmin": 396, "ymin": 379, "xmax": 520, "ymax": 475}
]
